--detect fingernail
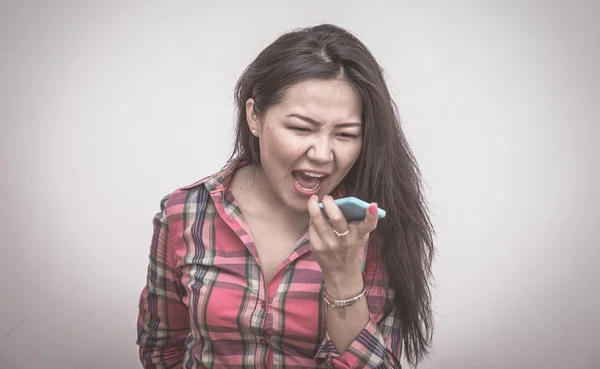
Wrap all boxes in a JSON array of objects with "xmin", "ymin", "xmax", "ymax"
[
  {"xmin": 310, "ymin": 194, "xmax": 317, "ymax": 200},
  {"xmin": 369, "ymin": 204, "xmax": 378, "ymax": 215}
]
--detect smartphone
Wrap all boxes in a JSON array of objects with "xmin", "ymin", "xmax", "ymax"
[{"xmin": 318, "ymin": 196, "xmax": 386, "ymax": 222}]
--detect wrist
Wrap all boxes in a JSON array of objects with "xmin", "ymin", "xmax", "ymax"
[{"xmin": 323, "ymin": 272, "xmax": 364, "ymax": 299}]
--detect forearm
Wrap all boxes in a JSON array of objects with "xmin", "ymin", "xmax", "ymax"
[{"xmin": 324, "ymin": 272, "xmax": 370, "ymax": 353}]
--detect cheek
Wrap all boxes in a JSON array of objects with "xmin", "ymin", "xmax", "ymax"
[
  {"xmin": 271, "ymin": 130, "xmax": 306, "ymax": 153},
  {"xmin": 260, "ymin": 130, "xmax": 304, "ymax": 165},
  {"xmin": 337, "ymin": 142, "xmax": 362, "ymax": 167}
]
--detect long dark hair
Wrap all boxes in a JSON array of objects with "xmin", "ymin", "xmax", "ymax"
[{"xmin": 229, "ymin": 24, "xmax": 435, "ymax": 367}]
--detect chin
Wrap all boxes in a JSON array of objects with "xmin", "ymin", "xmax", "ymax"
[{"xmin": 286, "ymin": 197, "xmax": 311, "ymax": 213}]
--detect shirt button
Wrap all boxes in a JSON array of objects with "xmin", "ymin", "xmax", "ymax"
[
  {"xmin": 261, "ymin": 301, "xmax": 267, "ymax": 309},
  {"xmin": 260, "ymin": 338, "xmax": 268, "ymax": 346}
]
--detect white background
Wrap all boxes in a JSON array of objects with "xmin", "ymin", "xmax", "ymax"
[{"xmin": 1, "ymin": 1, "xmax": 599, "ymax": 368}]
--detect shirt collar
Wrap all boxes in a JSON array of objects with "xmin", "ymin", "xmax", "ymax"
[{"xmin": 179, "ymin": 158, "xmax": 247, "ymax": 194}]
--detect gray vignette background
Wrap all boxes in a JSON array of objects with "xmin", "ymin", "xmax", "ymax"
[{"xmin": 1, "ymin": 1, "xmax": 599, "ymax": 368}]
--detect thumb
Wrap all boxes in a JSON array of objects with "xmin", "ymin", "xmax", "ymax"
[{"xmin": 360, "ymin": 202, "xmax": 379, "ymax": 235}]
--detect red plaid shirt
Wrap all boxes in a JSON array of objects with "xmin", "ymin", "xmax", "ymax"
[{"xmin": 136, "ymin": 160, "xmax": 403, "ymax": 368}]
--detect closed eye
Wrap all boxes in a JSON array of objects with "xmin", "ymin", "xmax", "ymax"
[
  {"xmin": 338, "ymin": 133, "xmax": 359, "ymax": 138},
  {"xmin": 291, "ymin": 127, "xmax": 311, "ymax": 132}
]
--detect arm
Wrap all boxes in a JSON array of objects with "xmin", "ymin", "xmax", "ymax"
[
  {"xmin": 137, "ymin": 195, "xmax": 190, "ymax": 369},
  {"xmin": 316, "ymin": 257, "xmax": 402, "ymax": 369},
  {"xmin": 308, "ymin": 196, "xmax": 402, "ymax": 368},
  {"xmin": 322, "ymin": 272, "xmax": 369, "ymax": 354}
]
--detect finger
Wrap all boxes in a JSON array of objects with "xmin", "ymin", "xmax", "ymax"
[
  {"xmin": 356, "ymin": 202, "xmax": 379, "ymax": 237},
  {"xmin": 307, "ymin": 195, "xmax": 337, "ymax": 243},
  {"xmin": 321, "ymin": 195, "xmax": 350, "ymax": 238},
  {"xmin": 308, "ymin": 218, "xmax": 324, "ymax": 251}
]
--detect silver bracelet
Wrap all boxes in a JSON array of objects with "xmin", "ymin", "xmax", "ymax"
[{"xmin": 323, "ymin": 287, "xmax": 366, "ymax": 308}]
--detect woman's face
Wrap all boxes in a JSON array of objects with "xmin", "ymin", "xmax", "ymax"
[{"xmin": 246, "ymin": 78, "xmax": 363, "ymax": 213}]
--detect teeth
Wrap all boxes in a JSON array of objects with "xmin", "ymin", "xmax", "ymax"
[{"xmin": 303, "ymin": 171, "xmax": 325, "ymax": 178}]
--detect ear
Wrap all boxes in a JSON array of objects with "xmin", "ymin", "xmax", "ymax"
[{"xmin": 245, "ymin": 98, "xmax": 259, "ymax": 136}]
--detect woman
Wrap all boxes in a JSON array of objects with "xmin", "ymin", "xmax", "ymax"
[{"xmin": 137, "ymin": 24, "xmax": 435, "ymax": 369}]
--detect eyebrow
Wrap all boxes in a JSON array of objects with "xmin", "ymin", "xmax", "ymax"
[{"xmin": 286, "ymin": 113, "xmax": 362, "ymax": 128}]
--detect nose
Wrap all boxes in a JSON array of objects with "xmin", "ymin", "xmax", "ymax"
[{"xmin": 306, "ymin": 136, "xmax": 334, "ymax": 164}]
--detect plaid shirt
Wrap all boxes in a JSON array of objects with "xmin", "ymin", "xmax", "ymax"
[{"xmin": 136, "ymin": 160, "xmax": 403, "ymax": 368}]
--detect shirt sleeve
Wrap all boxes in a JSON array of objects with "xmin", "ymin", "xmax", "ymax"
[
  {"xmin": 315, "ymin": 249, "xmax": 403, "ymax": 368},
  {"xmin": 136, "ymin": 194, "xmax": 190, "ymax": 369}
]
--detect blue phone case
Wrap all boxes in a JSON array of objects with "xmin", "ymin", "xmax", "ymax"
[{"xmin": 318, "ymin": 196, "xmax": 386, "ymax": 222}]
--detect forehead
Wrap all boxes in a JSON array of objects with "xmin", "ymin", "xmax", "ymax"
[{"xmin": 273, "ymin": 78, "xmax": 362, "ymax": 123}]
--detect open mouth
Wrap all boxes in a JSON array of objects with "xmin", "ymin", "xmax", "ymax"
[{"xmin": 292, "ymin": 170, "xmax": 325, "ymax": 192}]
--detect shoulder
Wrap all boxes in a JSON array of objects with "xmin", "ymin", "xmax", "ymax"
[
  {"xmin": 156, "ymin": 173, "xmax": 214, "ymax": 226},
  {"xmin": 158, "ymin": 160, "xmax": 241, "ymax": 221},
  {"xmin": 158, "ymin": 177, "xmax": 211, "ymax": 226},
  {"xmin": 166, "ymin": 175, "xmax": 211, "ymax": 207}
]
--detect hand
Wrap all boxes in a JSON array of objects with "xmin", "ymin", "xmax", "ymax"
[{"xmin": 307, "ymin": 194, "xmax": 379, "ymax": 284}]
